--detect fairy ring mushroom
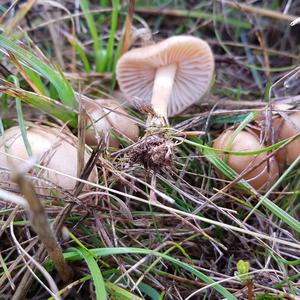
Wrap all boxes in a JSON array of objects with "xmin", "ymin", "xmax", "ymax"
[{"xmin": 116, "ymin": 35, "xmax": 214, "ymax": 126}]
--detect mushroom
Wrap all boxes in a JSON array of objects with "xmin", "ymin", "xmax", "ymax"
[
  {"xmin": 0, "ymin": 125, "xmax": 98, "ymax": 195},
  {"xmin": 116, "ymin": 35, "xmax": 214, "ymax": 124},
  {"xmin": 83, "ymin": 99, "xmax": 139, "ymax": 147},
  {"xmin": 274, "ymin": 111, "xmax": 300, "ymax": 165},
  {"xmin": 213, "ymin": 130, "xmax": 279, "ymax": 190}
]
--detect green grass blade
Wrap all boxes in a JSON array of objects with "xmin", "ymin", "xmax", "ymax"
[
  {"xmin": 0, "ymin": 118, "xmax": 4, "ymax": 136},
  {"xmin": 69, "ymin": 39, "xmax": 91, "ymax": 73},
  {"xmin": 0, "ymin": 253, "xmax": 14, "ymax": 290},
  {"xmin": 23, "ymin": 66, "xmax": 49, "ymax": 97},
  {"xmin": 177, "ymin": 136, "xmax": 294, "ymax": 157},
  {"xmin": 100, "ymin": 0, "xmax": 109, "ymax": 6},
  {"xmin": 137, "ymin": 282, "xmax": 160, "ymax": 300},
  {"xmin": 105, "ymin": 0, "xmax": 119, "ymax": 71},
  {"xmin": 0, "ymin": 34, "xmax": 76, "ymax": 108},
  {"xmin": 135, "ymin": 6, "xmax": 251, "ymax": 29},
  {"xmin": 64, "ymin": 247, "xmax": 237, "ymax": 300},
  {"xmin": 0, "ymin": 82, "xmax": 77, "ymax": 127},
  {"xmin": 80, "ymin": 0, "xmax": 103, "ymax": 72},
  {"xmin": 70, "ymin": 247, "xmax": 107, "ymax": 300},
  {"xmin": 7, "ymin": 75, "xmax": 32, "ymax": 156}
]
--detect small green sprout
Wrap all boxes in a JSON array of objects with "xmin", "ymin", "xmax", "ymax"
[{"xmin": 236, "ymin": 260, "xmax": 252, "ymax": 284}]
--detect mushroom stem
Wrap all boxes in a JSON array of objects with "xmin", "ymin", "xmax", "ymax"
[{"xmin": 151, "ymin": 63, "xmax": 177, "ymax": 121}]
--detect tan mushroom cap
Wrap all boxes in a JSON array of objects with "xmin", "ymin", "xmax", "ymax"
[
  {"xmin": 274, "ymin": 112, "xmax": 300, "ymax": 165},
  {"xmin": 83, "ymin": 99, "xmax": 139, "ymax": 147},
  {"xmin": 213, "ymin": 130, "xmax": 279, "ymax": 190},
  {"xmin": 116, "ymin": 35, "xmax": 214, "ymax": 117}
]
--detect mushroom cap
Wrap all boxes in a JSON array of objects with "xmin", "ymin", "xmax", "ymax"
[
  {"xmin": 213, "ymin": 130, "xmax": 279, "ymax": 190},
  {"xmin": 0, "ymin": 125, "xmax": 98, "ymax": 195},
  {"xmin": 84, "ymin": 99, "xmax": 139, "ymax": 147},
  {"xmin": 274, "ymin": 112, "xmax": 300, "ymax": 165},
  {"xmin": 116, "ymin": 35, "xmax": 214, "ymax": 116}
]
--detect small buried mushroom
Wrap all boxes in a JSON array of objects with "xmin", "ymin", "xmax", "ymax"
[
  {"xmin": 83, "ymin": 99, "xmax": 139, "ymax": 148},
  {"xmin": 117, "ymin": 35, "xmax": 214, "ymax": 125},
  {"xmin": 274, "ymin": 111, "xmax": 300, "ymax": 165},
  {"xmin": 0, "ymin": 125, "xmax": 98, "ymax": 195},
  {"xmin": 213, "ymin": 130, "xmax": 279, "ymax": 190}
]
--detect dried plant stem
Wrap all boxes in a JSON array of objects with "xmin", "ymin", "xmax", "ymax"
[
  {"xmin": 247, "ymin": 279, "xmax": 254, "ymax": 300},
  {"xmin": 136, "ymin": 3, "xmax": 297, "ymax": 23},
  {"xmin": 121, "ymin": 0, "xmax": 135, "ymax": 54},
  {"xmin": 77, "ymin": 97, "xmax": 87, "ymax": 178},
  {"xmin": 220, "ymin": 0, "xmax": 298, "ymax": 22},
  {"xmin": 13, "ymin": 172, "xmax": 73, "ymax": 283}
]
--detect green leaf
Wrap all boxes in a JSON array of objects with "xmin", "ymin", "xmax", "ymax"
[
  {"xmin": 138, "ymin": 282, "xmax": 161, "ymax": 300},
  {"xmin": 70, "ymin": 247, "xmax": 107, "ymax": 300},
  {"xmin": 236, "ymin": 260, "xmax": 251, "ymax": 283}
]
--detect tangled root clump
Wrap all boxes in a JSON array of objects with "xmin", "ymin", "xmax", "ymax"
[{"xmin": 128, "ymin": 132, "xmax": 175, "ymax": 170}]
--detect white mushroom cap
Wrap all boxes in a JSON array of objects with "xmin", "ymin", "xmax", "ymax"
[
  {"xmin": 0, "ymin": 125, "xmax": 98, "ymax": 195},
  {"xmin": 116, "ymin": 35, "xmax": 214, "ymax": 117}
]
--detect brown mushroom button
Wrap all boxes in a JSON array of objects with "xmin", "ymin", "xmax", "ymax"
[{"xmin": 116, "ymin": 35, "xmax": 214, "ymax": 118}]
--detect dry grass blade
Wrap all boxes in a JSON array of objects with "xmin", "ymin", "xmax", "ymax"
[
  {"xmin": 7, "ymin": 51, "xmax": 43, "ymax": 95},
  {"xmin": 9, "ymin": 220, "xmax": 61, "ymax": 300},
  {"xmin": 12, "ymin": 171, "xmax": 73, "ymax": 283},
  {"xmin": 0, "ymin": 188, "xmax": 28, "ymax": 208},
  {"xmin": 219, "ymin": 0, "xmax": 299, "ymax": 22},
  {"xmin": 4, "ymin": 0, "xmax": 38, "ymax": 34}
]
